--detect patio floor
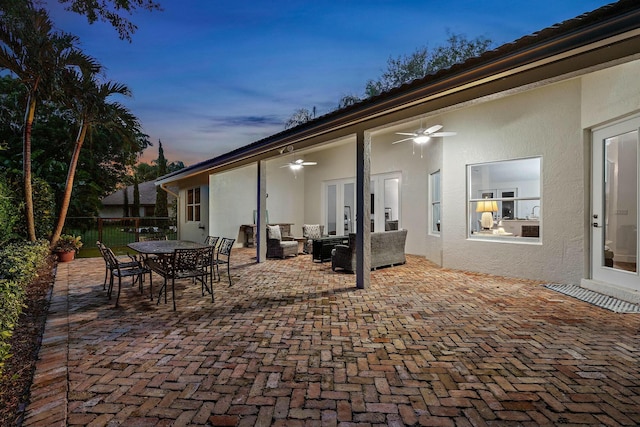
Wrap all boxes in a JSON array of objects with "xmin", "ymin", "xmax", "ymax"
[{"xmin": 23, "ymin": 248, "xmax": 640, "ymax": 426}]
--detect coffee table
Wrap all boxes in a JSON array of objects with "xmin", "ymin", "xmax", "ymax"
[{"xmin": 312, "ymin": 236, "xmax": 349, "ymax": 262}]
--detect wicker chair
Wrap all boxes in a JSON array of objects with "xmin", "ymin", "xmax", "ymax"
[
  {"xmin": 266, "ymin": 225, "xmax": 298, "ymax": 258},
  {"xmin": 302, "ymin": 224, "xmax": 325, "ymax": 254}
]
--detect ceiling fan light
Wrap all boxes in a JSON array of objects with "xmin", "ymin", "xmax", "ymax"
[
  {"xmin": 414, "ymin": 135, "xmax": 430, "ymax": 144},
  {"xmin": 290, "ymin": 163, "xmax": 303, "ymax": 170}
]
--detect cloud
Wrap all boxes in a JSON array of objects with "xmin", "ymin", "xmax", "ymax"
[{"xmin": 199, "ymin": 114, "xmax": 284, "ymax": 133}]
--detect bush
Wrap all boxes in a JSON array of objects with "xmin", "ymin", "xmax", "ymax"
[
  {"xmin": 0, "ymin": 175, "xmax": 21, "ymax": 246},
  {"xmin": 0, "ymin": 240, "xmax": 49, "ymax": 372}
]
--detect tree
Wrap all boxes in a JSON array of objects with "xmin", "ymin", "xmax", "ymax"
[
  {"xmin": 54, "ymin": 0, "xmax": 162, "ymax": 41},
  {"xmin": 0, "ymin": 4, "xmax": 87, "ymax": 241},
  {"xmin": 132, "ymin": 174, "xmax": 140, "ymax": 217},
  {"xmin": 154, "ymin": 140, "xmax": 168, "ymax": 217},
  {"xmin": 340, "ymin": 32, "xmax": 493, "ymax": 103},
  {"xmin": 50, "ymin": 65, "xmax": 147, "ymax": 249},
  {"xmin": 122, "ymin": 185, "xmax": 129, "ymax": 216},
  {"xmin": 284, "ymin": 106, "xmax": 316, "ymax": 130}
]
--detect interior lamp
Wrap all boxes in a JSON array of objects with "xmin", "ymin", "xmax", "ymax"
[
  {"xmin": 476, "ymin": 199, "xmax": 498, "ymax": 230},
  {"xmin": 289, "ymin": 163, "xmax": 303, "ymax": 171},
  {"xmin": 413, "ymin": 135, "xmax": 430, "ymax": 144}
]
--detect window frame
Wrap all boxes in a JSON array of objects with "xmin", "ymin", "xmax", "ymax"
[
  {"xmin": 186, "ymin": 187, "xmax": 201, "ymax": 222},
  {"xmin": 467, "ymin": 157, "xmax": 542, "ymax": 243},
  {"xmin": 429, "ymin": 170, "xmax": 441, "ymax": 236}
]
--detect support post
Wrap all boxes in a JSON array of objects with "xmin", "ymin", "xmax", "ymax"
[
  {"xmin": 356, "ymin": 131, "xmax": 371, "ymax": 289},
  {"xmin": 257, "ymin": 160, "xmax": 267, "ymax": 262}
]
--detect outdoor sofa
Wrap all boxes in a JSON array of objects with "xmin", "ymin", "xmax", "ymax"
[{"xmin": 331, "ymin": 229, "xmax": 407, "ymax": 272}]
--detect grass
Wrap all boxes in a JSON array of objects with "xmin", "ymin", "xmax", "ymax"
[{"xmin": 67, "ymin": 225, "xmax": 176, "ymax": 259}]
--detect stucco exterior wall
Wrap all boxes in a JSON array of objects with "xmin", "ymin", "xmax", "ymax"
[
  {"xmin": 209, "ymin": 165, "xmax": 256, "ymax": 246},
  {"xmin": 265, "ymin": 158, "xmax": 306, "ymax": 235},
  {"xmin": 582, "ymin": 59, "xmax": 640, "ymax": 129},
  {"xmin": 442, "ymin": 79, "xmax": 585, "ymax": 284}
]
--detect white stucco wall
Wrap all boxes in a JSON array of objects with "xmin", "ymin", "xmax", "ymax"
[
  {"xmin": 265, "ymin": 158, "xmax": 306, "ymax": 235},
  {"xmin": 441, "ymin": 79, "xmax": 585, "ymax": 284},
  {"xmin": 209, "ymin": 165, "xmax": 256, "ymax": 246},
  {"xmin": 581, "ymin": 60, "xmax": 640, "ymax": 129}
]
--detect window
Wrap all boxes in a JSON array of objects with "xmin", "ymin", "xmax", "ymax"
[
  {"xmin": 430, "ymin": 171, "xmax": 441, "ymax": 234},
  {"xmin": 187, "ymin": 187, "xmax": 201, "ymax": 222},
  {"xmin": 468, "ymin": 157, "xmax": 541, "ymax": 241}
]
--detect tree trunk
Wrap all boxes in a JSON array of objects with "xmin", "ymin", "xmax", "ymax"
[
  {"xmin": 50, "ymin": 121, "xmax": 87, "ymax": 250},
  {"xmin": 23, "ymin": 95, "xmax": 37, "ymax": 242}
]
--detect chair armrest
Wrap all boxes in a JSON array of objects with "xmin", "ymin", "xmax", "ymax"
[
  {"xmin": 333, "ymin": 244, "xmax": 350, "ymax": 256},
  {"xmin": 281, "ymin": 236, "xmax": 295, "ymax": 241}
]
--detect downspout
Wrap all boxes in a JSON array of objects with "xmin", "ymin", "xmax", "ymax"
[{"xmin": 160, "ymin": 183, "xmax": 180, "ymax": 240}]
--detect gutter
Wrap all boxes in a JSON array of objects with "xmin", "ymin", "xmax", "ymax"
[{"xmin": 156, "ymin": 5, "xmax": 640, "ymax": 186}]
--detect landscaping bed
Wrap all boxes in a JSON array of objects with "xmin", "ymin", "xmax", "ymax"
[{"xmin": 0, "ymin": 256, "xmax": 56, "ymax": 426}]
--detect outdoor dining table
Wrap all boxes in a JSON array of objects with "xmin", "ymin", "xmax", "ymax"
[
  {"xmin": 127, "ymin": 239, "xmax": 207, "ymax": 256},
  {"xmin": 127, "ymin": 240, "xmax": 212, "ymax": 310}
]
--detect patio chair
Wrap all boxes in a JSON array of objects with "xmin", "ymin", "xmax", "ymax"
[
  {"xmin": 266, "ymin": 225, "xmax": 298, "ymax": 259},
  {"xmin": 102, "ymin": 245, "xmax": 152, "ymax": 307},
  {"xmin": 302, "ymin": 224, "xmax": 325, "ymax": 254},
  {"xmin": 147, "ymin": 246, "xmax": 215, "ymax": 311},
  {"xmin": 212, "ymin": 237, "xmax": 235, "ymax": 286},
  {"xmin": 97, "ymin": 241, "xmax": 140, "ymax": 290},
  {"xmin": 204, "ymin": 235, "xmax": 219, "ymax": 248}
]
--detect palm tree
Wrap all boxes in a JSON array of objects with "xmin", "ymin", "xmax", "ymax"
[
  {"xmin": 0, "ymin": 4, "xmax": 84, "ymax": 241},
  {"xmin": 50, "ymin": 66, "xmax": 146, "ymax": 248}
]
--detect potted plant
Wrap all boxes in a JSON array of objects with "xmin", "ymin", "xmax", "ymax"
[{"xmin": 54, "ymin": 234, "xmax": 83, "ymax": 262}]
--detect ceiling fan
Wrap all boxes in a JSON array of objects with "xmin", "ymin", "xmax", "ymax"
[
  {"xmin": 392, "ymin": 124, "xmax": 456, "ymax": 145},
  {"xmin": 281, "ymin": 158, "xmax": 317, "ymax": 170}
]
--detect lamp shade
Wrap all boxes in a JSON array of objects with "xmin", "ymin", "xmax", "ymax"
[{"xmin": 476, "ymin": 200, "xmax": 498, "ymax": 213}]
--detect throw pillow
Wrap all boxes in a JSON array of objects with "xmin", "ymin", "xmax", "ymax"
[
  {"xmin": 304, "ymin": 224, "xmax": 321, "ymax": 239},
  {"xmin": 267, "ymin": 225, "xmax": 281, "ymax": 240}
]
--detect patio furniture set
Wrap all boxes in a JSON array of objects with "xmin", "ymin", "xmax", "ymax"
[
  {"xmin": 267, "ymin": 224, "xmax": 408, "ymax": 273},
  {"xmin": 97, "ymin": 236, "xmax": 235, "ymax": 310}
]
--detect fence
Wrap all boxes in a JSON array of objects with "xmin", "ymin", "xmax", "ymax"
[{"xmin": 64, "ymin": 217, "xmax": 177, "ymax": 257}]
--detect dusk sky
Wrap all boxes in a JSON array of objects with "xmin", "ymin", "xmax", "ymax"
[{"xmin": 48, "ymin": 0, "xmax": 609, "ymax": 166}]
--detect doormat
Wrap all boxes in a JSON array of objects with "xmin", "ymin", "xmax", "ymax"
[{"xmin": 544, "ymin": 284, "xmax": 640, "ymax": 313}]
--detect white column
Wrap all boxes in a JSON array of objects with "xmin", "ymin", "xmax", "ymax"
[
  {"xmin": 356, "ymin": 131, "xmax": 371, "ymax": 289},
  {"xmin": 257, "ymin": 160, "xmax": 267, "ymax": 262}
]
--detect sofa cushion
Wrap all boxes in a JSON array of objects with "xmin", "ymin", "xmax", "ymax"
[
  {"xmin": 267, "ymin": 225, "xmax": 281, "ymax": 240},
  {"xmin": 303, "ymin": 224, "xmax": 322, "ymax": 239}
]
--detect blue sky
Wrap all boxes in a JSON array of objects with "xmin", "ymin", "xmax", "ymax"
[{"xmin": 48, "ymin": 0, "xmax": 609, "ymax": 166}]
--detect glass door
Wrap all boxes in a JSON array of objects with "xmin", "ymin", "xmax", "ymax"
[
  {"xmin": 592, "ymin": 117, "xmax": 640, "ymax": 291},
  {"xmin": 325, "ymin": 179, "xmax": 355, "ymax": 236}
]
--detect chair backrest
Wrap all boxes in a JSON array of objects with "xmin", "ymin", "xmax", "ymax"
[
  {"xmin": 266, "ymin": 225, "xmax": 281, "ymax": 241},
  {"xmin": 217, "ymin": 237, "xmax": 235, "ymax": 258},
  {"xmin": 97, "ymin": 241, "xmax": 108, "ymax": 261},
  {"xmin": 302, "ymin": 224, "xmax": 324, "ymax": 239},
  {"xmin": 204, "ymin": 236, "xmax": 219, "ymax": 247},
  {"xmin": 102, "ymin": 246, "xmax": 121, "ymax": 269},
  {"xmin": 172, "ymin": 246, "xmax": 214, "ymax": 275}
]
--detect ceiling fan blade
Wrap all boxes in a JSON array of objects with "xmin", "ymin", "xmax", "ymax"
[
  {"xmin": 430, "ymin": 131, "xmax": 457, "ymax": 137},
  {"xmin": 395, "ymin": 132, "xmax": 417, "ymax": 136},
  {"xmin": 424, "ymin": 124, "xmax": 443, "ymax": 135},
  {"xmin": 301, "ymin": 161, "xmax": 317, "ymax": 166},
  {"xmin": 391, "ymin": 137, "xmax": 414, "ymax": 145},
  {"xmin": 280, "ymin": 164, "xmax": 290, "ymax": 168}
]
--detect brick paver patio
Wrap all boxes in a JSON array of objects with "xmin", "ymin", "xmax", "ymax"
[{"xmin": 23, "ymin": 248, "xmax": 640, "ymax": 426}]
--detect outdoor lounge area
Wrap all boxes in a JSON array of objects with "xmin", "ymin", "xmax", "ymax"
[{"xmin": 24, "ymin": 247, "xmax": 640, "ymax": 426}]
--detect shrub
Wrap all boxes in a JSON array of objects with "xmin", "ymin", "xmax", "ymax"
[
  {"xmin": 0, "ymin": 175, "xmax": 21, "ymax": 246},
  {"xmin": 0, "ymin": 240, "xmax": 49, "ymax": 372}
]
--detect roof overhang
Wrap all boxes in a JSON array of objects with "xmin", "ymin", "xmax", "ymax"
[{"xmin": 156, "ymin": 2, "xmax": 640, "ymax": 187}]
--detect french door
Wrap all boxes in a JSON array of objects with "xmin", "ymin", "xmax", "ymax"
[{"xmin": 591, "ymin": 116, "xmax": 640, "ymax": 291}]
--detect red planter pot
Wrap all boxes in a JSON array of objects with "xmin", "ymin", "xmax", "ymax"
[{"xmin": 56, "ymin": 250, "xmax": 75, "ymax": 263}]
